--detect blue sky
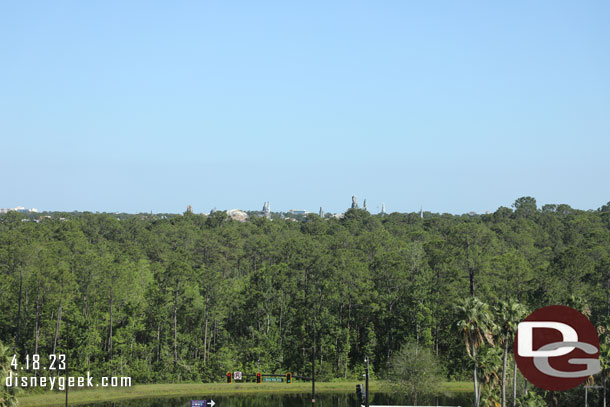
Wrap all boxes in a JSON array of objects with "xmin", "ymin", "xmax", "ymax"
[{"xmin": 1, "ymin": 1, "xmax": 609, "ymax": 214}]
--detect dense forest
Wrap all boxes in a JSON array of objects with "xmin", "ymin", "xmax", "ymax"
[{"xmin": 1, "ymin": 197, "xmax": 610, "ymax": 405}]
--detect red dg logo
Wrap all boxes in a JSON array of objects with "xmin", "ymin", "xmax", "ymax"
[{"xmin": 514, "ymin": 305, "xmax": 600, "ymax": 391}]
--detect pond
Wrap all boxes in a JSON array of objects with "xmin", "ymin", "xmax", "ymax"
[{"xmin": 83, "ymin": 392, "xmax": 474, "ymax": 407}]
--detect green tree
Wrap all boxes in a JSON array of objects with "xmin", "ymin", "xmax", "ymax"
[
  {"xmin": 495, "ymin": 300, "xmax": 528, "ymax": 407},
  {"xmin": 457, "ymin": 297, "xmax": 497, "ymax": 407},
  {"xmin": 597, "ymin": 317, "xmax": 610, "ymax": 407},
  {"xmin": 516, "ymin": 391, "xmax": 546, "ymax": 407},
  {"xmin": 387, "ymin": 341, "xmax": 442, "ymax": 405},
  {"xmin": 512, "ymin": 197, "xmax": 537, "ymax": 219},
  {"xmin": 450, "ymin": 222, "xmax": 495, "ymax": 297},
  {"xmin": 0, "ymin": 341, "xmax": 18, "ymax": 407},
  {"xmin": 478, "ymin": 345, "xmax": 503, "ymax": 407}
]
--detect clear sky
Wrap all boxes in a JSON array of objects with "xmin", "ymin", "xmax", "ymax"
[{"xmin": 1, "ymin": 1, "xmax": 609, "ymax": 214}]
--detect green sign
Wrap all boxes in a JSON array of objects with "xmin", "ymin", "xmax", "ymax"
[{"xmin": 263, "ymin": 377, "xmax": 283, "ymax": 382}]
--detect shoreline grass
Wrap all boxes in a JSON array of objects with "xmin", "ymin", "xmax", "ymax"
[{"xmin": 17, "ymin": 381, "xmax": 472, "ymax": 406}]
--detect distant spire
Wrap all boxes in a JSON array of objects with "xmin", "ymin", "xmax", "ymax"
[
  {"xmin": 363, "ymin": 199, "xmax": 368, "ymax": 212},
  {"xmin": 186, "ymin": 205, "xmax": 193, "ymax": 214},
  {"xmin": 319, "ymin": 207, "xmax": 324, "ymax": 218},
  {"xmin": 420, "ymin": 206, "xmax": 423, "ymax": 219},
  {"xmin": 262, "ymin": 201, "xmax": 271, "ymax": 219},
  {"xmin": 351, "ymin": 195, "xmax": 359, "ymax": 209},
  {"xmin": 381, "ymin": 202, "xmax": 386, "ymax": 215}
]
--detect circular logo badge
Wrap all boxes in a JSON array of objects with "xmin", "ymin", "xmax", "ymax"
[{"xmin": 514, "ymin": 305, "xmax": 600, "ymax": 391}]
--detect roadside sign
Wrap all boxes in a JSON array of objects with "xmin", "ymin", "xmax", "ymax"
[
  {"xmin": 263, "ymin": 377, "xmax": 283, "ymax": 382},
  {"xmin": 233, "ymin": 371, "xmax": 242, "ymax": 380},
  {"xmin": 191, "ymin": 401, "xmax": 215, "ymax": 407}
]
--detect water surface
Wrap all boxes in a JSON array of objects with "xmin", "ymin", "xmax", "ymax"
[{"xmin": 84, "ymin": 392, "xmax": 473, "ymax": 407}]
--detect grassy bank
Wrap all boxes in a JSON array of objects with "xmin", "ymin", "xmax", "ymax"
[{"xmin": 17, "ymin": 381, "xmax": 472, "ymax": 406}]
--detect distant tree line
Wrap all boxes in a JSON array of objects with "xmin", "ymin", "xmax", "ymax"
[{"xmin": 1, "ymin": 197, "xmax": 610, "ymax": 406}]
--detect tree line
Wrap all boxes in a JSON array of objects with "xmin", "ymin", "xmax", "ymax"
[{"xmin": 1, "ymin": 197, "xmax": 610, "ymax": 406}]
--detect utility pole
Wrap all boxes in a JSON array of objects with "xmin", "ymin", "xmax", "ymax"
[
  {"xmin": 65, "ymin": 356, "xmax": 68, "ymax": 407},
  {"xmin": 312, "ymin": 324, "xmax": 316, "ymax": 407},
  {"xmin": 65, "ymin": 318, "xmax": 69, "ymax": 407},
  {"xmin": 364, "ymin": 356, "xmax": 369, "ymax": 407},
  {"xmin": 585, "ymin": 386, "xmax": 588, "ymax": 407}
]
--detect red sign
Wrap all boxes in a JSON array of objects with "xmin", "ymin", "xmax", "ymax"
[{"xmin": 514, "ymin": 305, "xmax": 600, "ymax": 391}]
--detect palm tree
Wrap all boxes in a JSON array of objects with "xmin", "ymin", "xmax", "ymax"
[
  {"xmin": 599, "ymin": 344, "xmax": 610, "ymax": 407},
  {"xmin": 478, "ymin": 345, "xmax": 503, "ymax": 407},
  {"xmin": 495, "ymin": 300, "xmax": 528, "ymax": 407},
  {"xmin": 597, "ymin": 317, "xmax": 610, "ymax": 407},
  {"xmin": 457, "ymin": 297, "xmax": 497, "ymax": 407}
]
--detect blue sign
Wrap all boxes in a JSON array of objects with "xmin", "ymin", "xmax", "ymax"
[{"xmin": 191, "ymin": 399, "xmax": 215, "ymax": 406}]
